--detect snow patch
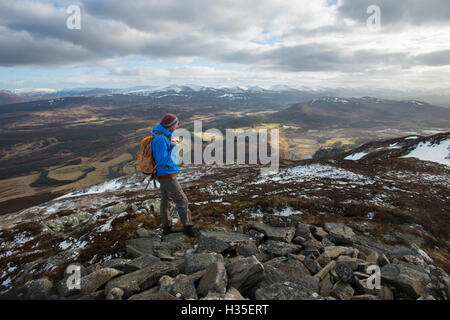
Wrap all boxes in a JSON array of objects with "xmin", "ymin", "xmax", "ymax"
[
  {"xmin": 273, "ymin": 207, "xmax": 302, "ymax": 216},
  {"xmin": 345, "ymin": 152, "xmax": 368, "ymax": 160},
  {"xmin": 253, "ymin": 164, "xmax": 374, "ymax": 185},
  {"xmin": 401, "ymin": 138, "xmax": 450, "ymax": 166}
]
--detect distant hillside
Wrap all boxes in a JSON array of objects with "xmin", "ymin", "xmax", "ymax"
[
  {"xmin": 273, "ymin": 97, "xmax": 450, "ymax": 128},
  {"xmin": 342, "ymin": 132, "xmax": 450, "ymax": 165},
  {"xmin": 0, "ymin": 91, "xmax": 23, "ymax": 105}
]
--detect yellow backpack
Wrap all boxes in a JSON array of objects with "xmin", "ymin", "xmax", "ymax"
[{"xmin": 137, "ymin": 133, "xmax": 170, "ymax": 184}]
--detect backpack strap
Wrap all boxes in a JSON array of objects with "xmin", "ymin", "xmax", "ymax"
[{"xmin": 154, "ymin": 133, "xmax": 171, "ymax": 142}]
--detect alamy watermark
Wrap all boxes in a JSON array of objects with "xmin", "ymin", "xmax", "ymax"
[
  {"xmin": 169, "ymin": 120, "xmax": 279, "ymax": 175},
  {"xmin": 366, "ymin": 265, "xmax": 381, "ymax": 290},
  {"xmin": 65, "ymin": 264, "xmax": 81, "ymax": 290},
  {"xmin": 367, "ymin": 5, "xmax": 381, "ymax": 31},
  {"xmin": 66, "ymin": 5, "xmax": 81, "ymax": 30}
]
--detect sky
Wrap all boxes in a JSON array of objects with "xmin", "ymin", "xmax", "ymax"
[{"xmin": 1, "ymin": 0, "xmax": 450, "ymax": 95}]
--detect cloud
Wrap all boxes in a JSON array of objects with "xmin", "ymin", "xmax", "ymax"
[{"xmin": 0, "ymin": 0, "xmax": 449, "ymax": 92}]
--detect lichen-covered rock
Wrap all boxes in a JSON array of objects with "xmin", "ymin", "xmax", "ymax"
[
  {"xmin": 259, "ymin": 240, "xmax": 302, "ymax": 257},
  {"xmin": 324, "ymin": 222, "xmax": 356, "ymax": 245},
  {"xmin": 160, "ymin": 274, "xmax": 198, "ymax": 300},
  {"xmin": 197, "ymin": 261, "xmax": 228, "ymax": 297},
  {"xmin": 184, "ymin": 252, "xmax": 224, "ymax": 274},
  {"xmin": 255, "ymin": 281, "xmax": 321, "ymax": 300},
  {"xmin": 334, "ymin": 262, "xmax": 355, "ymax": 283},
  {"xmin": 27, "ymin": 277, "xmax": 54, "ymax": 300},
  {"xmin": 196, "ymin": 230, "xmax": 255, "ymax": 253},
  {"xmin": 80, "ymin": 268, "xmax": 123, "ymax": 295},
  {"xmin": 331, "ymin": 281, "xmax": 354, "ymax": 300},
  {"xmin": 125, "ymin": 237, "xmax": 158, "ymax": 258},
  {"xmin": 381, "ymin": 263, "xmax": 432, "ymax": 298},
  {"xmin": 105, "ymin": 287, "xmax": 124, "ymax": 300},
  {"xmin": 104, "ymin": 260, "xmax": 183, "ymax": 298},
  {"xmin": 226, "ymin": 255, "xmax": 265, "ymax": 294},
  {"xmin": 247, "ymin": 222, "xmax": 295, "ymax": 243}
]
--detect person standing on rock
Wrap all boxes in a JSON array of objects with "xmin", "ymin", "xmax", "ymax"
[{"xmin": 151, "ymin": 114, "xmax": 200, "ymax": 237}]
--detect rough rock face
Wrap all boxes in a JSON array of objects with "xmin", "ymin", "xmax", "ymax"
[
  {"xmin": 7, "ymin": 217, "xmax": 450, "ymax": 300},
  {"xmin": 226, "ymin": 255, "xmax": 265, "ymax": 294}
]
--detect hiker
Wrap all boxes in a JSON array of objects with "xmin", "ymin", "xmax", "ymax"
[{"xmin": 151, "ymin": 114, "xmax": 200, "ymax": 237}]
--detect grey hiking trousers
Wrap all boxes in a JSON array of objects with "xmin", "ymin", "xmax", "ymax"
[{"xmin": 158, "ymin": 175, "xmax": 192, "ymax": 228}]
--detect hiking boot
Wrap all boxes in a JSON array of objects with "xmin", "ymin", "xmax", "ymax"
[
  {"xmin": 162, "ymin": 225, "xmax": 173, "ymax": 236},
  {"xmin": 183, "ymin": 225, "xmax": 200, "ymax": 238}
]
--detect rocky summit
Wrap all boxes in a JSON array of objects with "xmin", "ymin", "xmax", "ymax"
[
  {"xmin": 0, "ymin": 133, "xmax": 449, "ymax": 300},
  {"xmin": 4, "ymin": 218, "xmax": 450, "ymax": 301}
]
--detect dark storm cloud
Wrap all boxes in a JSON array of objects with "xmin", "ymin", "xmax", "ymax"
[
  {"xmin": 217, "ymin": 44, "xmax": 409, "ymax": 72},
  {"xmin": 412, "ymin": 49, "xmax": 450, "ymax": 67},
  {"xmin": 0, "ymin": 0, "xmax": 449, "ymax": 73}
]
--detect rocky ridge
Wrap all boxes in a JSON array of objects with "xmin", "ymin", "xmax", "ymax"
[
  {"xmin": 17, "ymin": 215, "xmax": 450, "ymax": 300},
  {"xmin": 1, "ymin": 133, "xmax": 449, "ymax": 299}
]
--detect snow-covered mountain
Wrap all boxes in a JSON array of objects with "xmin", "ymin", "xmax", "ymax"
[
  {"xmin": 6, "ymin": 84, "xmax": 325, "ymax": 100},
  {"xmin": 343, "ymin": 132, "xmax": 450, "ymax": 166}
]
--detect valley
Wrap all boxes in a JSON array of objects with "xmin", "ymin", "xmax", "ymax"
[{"xmin": 0, "ymin": 87, "xmax": 449, "ymax": 216}]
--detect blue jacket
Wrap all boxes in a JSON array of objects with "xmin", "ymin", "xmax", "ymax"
[{"xmin": 151, "ymin": 124, "xmax": 180, "ymax": 177}]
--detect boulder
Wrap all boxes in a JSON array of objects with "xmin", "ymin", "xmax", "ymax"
[
  {"xmin": 334, "ymin": 262, "xmax": 354, "ymax": 283},
  {"xmin": 226, "ymin": 255, "xmax": 265, "ymax": 294},
  {"xmin": 105, "ymin": 202, "xmax": 130, "ymax": 215},
  {"xmin": 366, "ymin": 251, "xmax": 379, "ymax": 264},
  {"xmin": 128, "ymin": 287, "xmax": 177, "ymax": 300},
  {"xmin": 316, "ymin": 246, "xmax": 355, "ymax": 267},
  {"xmin": 27, "ymin": 277, "xmax": 54, "ymax": 300},
  {"xmin": 381, "ymin": 263, "xmax": 431, "ymax": 298},
  {"xmin": 201, "ymin": 287, "xmax": 246, "ymax": 300},
  {"xmin": 255, "ymin": 281, "xmax": 321, "ymax": 300},
  {"xmin": 129, "ymin": 255, "xmax": 161, "ymax": 269},
  {"xmin": 311, "ymin": 226, "xmax": 328, "ymax": 241},
  {"xmin": 292, "ymin": 236, "xmax": 307, "ymax": 245},
  {"xmin": 264, "ymin": 257, "xmax": 318, "ymax": 291},
  {"xmin": 315, "ymin": 261, "xmax": 336, "ymax": 282},
  {"xmin": 304, "ymin": 256, "xmax": 321, "ymax": 275},
  {"xmin": 197, "ymin": 261, "xmax": 228, "ymax": 297},
  {"xmin": 196, "ymin": 230, "xmax": 255, "ymax": 253},
  {"xmin": 319, "ymin": 273, "xmax": 334, "ymax": 297},
  {"xmin": 155, "ymin": 232, "xmax": 194, "ymax": 257},
  {"xmin": 252, "ymin": 264, "xmax": 318, "ymax": 298},
  {"xmin": 160, "ymin": 274, "xmax": 198, "ymax": 300},
  {"xmin": 258, "ymin": 240, "xmax": 302, "ymax": 257},
  {"xmin": 262, "ymin": 214, "xmax": 301, "ymax": 228},
  {"xmin": 105, "ymin": 287, "xmax": 124, "ymax": 300},
  {"xmin": 80, "ymin": 268, "xmax": 123, "ymax": 295},
  {"xmin": 331, "ymin": 281, "xmax": 354, "ymax": 300},
  {"xmin": 101, "ymin": 259, "xmax": 139, "ymax": 274},
  {"xmin": 336, "ymin": 256, "xmax": 361, "ymax": 270},
  {"xmin": 377, "ymin": 285, "xmax": 394, "ymax": 300},
  {"xmin": 248, "ymin": 222, "xmax": 295, "ymax": 243},
  {"xmin": 301, "ymin": 239, "xmax": 323, "ymax": 258},
  {"xmin": 295, "ymin": 223, "xmax": 313, "ymax": 239},
  {"xmin": 104, "ymin": 261, "xmax": 183, "ymax": 298},
  {"xmin": 236, "ymin": 241, "xmax": 259, "ymax": 257},
  {"xmin": 184, "ymin": 252, "xmax": 224, "ymax": 274},
  {"xmin": 125, "ymin": 238, "xmax": 158, "ymax": 258},
  {"xmin": 324, "ymin": 223, "xmax": 356, "ymax": 245},
  {"xmin": 136, "ymin": 228, "xmax": 153, "ymax": 238}
]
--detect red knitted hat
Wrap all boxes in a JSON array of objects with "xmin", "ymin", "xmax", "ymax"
[{"xmin": 160, "ymin": 113, "xmax": 179, "ymax": 128}]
